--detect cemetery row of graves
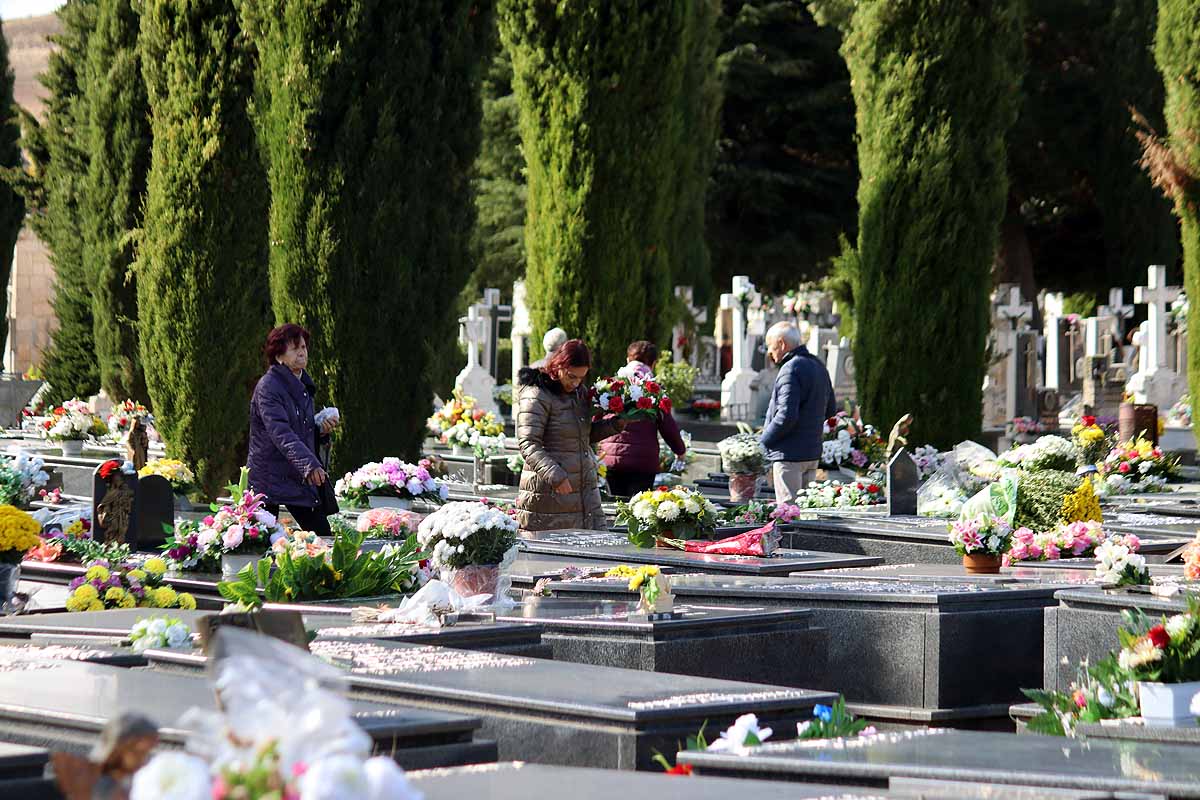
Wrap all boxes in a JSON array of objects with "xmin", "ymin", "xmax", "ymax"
[{"xmin": 0, "ymin": 272, "xmax": 1195, "ymax": 797}]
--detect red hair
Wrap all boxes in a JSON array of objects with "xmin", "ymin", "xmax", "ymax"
[
  {"xmin": 264, "ymin": 324, "xmax": 310, "ymax": 365},
  {"xmin": 543, "ymin": 339, "xmax": 591, "ymax": 375}
]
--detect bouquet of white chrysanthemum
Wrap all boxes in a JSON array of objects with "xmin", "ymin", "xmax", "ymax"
[
  {"xmin": 616, "ymin": 486, "xmax": 721, "ymax": 544},
  {"xmin": 416, "ymin": 500, "xmax": 518, "ymax": 572},
  {"xmin": 997, "ymin": 435, "xmax": 1077, "ymax": 472},
  {"xmin": 718, "ymin": 433, "xmax": 767, "ymax": 476}
]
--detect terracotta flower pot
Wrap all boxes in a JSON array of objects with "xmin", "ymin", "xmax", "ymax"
[{"xmin": 962, "ymin": 553, "xmax": 1002, "ymax": 574}]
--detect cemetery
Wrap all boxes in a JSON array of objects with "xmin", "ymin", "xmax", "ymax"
[{"xmin": 0, "ymin": 0, "xmax": 1197, "ymax": 798}]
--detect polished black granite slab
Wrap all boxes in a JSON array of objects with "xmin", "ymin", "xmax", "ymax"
[
  {"xmin": 677, "ymin": 728, "xmax": 1200, "ymax": 798},
  {"xmin": 813, "ymin": 562, "xmax": 1098, "ymax": 586},
  {"xmin": 518, "ymin": 529, "xmax": 882, "ymax": 575}
]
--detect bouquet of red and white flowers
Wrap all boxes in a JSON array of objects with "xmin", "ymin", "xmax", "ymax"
[{"xmin": 591, "ymin": 374, "xmax": 672, "ymax": 420}]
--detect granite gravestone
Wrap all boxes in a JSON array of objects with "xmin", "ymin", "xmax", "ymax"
[
  {"xmin": 547, "ymin": 573, "xmax": 1059, "ymax": 727},
  {"xmin": 677, "ymin": 728, "xmax": 1200, "ymax": 798},
  {"xmin": 133, "ymin": 474, "xmax": 174, "ymax": 549},
  {"xmin": 885, "ymin": 449, "xmax": 919, "ymax": 516},
  {"xmin": 147, "ymin": 638, "xmax": 837, "ymax": 770}
]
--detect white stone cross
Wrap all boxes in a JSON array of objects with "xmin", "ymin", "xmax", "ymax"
[
  {"xmin": 1134, "ymin": 265, "xmax": 1180, "ymax": 373},
  {"xmin": 720, "ymin": 276, "xmax": 760, "ymax": 422},
  {"xmin": 996, "ymin": 286, "xmax": 1032, "ymax": 331},
  {"xmin": 1107, "ymin": 287, "xmax": 1135, "ymax": 339},
  {"xmin": 456, "ymin": 304, "xmax": 499, "ymax": 416},
  {"xmin": 509, "ymin": 280, "xmax": 532, "ymax": 388}
]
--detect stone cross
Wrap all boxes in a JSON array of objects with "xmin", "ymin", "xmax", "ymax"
[
  {"xmin": 456, "ymin": 304, "xmax": 499, "ymax": 416},
  {"xmin": 480, "ymin": 288, "xmax": 511, "ymax": 383},
  {"xmin": 1084, "ymin": 316, "xmax": 1114, "ymax": 359},
  {"xmin": 1106, "ymin": 287, "xmax": 1136, "ymax": 340},
  {"xmin": 510, "ymin": 280, "xmax": 532, "ymax": 388},
  {"xmin": 720, "ymin": 276, "xmax": 759, "ymax": 422},
  {"xmin": 1042, "ymin": 292, "xmax": 1065, "ymax": 390},
  {"xmin": 996, "ymin": 287, "xmax": 1032, "ymax": 421},
  {"xmin": 1127, "ymin": 265, "xmax": 1186, "ymax": 408},
  {"xmin": 672, "ymin": 286, "xmax": 708, "ymax": 366}
]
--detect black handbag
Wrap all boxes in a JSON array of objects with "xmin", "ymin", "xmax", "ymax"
[{"xmin": 315, "ymin": 430, "xmax": 340, "ymax": 516}]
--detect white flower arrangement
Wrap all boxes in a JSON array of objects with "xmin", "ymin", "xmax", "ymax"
[
  {"xmin": 794, "ymin": 480, "xmax": 885, "ymax": 509},
  {"xmin": 917, "ymin": 482, "xmax": 967, "ymax": 518},
  {"xmin": 417, "ymin": 501, "xmax": 518, "ymax": 572},
  {"xmin": 42, "ymin": 399, "xmax": 104, "ymax": 441},
  {"xmin": 997, "ymin": 434, "xmax": 1076, "ymax": 472},
  {"xmin": 706, "ymin": 713, "xmax": 773, "ymax": 755},
  {"xmin": 718, "ymin": 433, "xmax": 767, "ymax": 476},
  {"xmin": 1094, "ymin": 536, "xmax": 1149, "ymax": 586},
  {"xmin": 129, "ymin": 616, "xmax": 192, "ymax": 653},
  {"xmin": 617, "ymin": 486, "xmax": 721, "ymax": 541}
]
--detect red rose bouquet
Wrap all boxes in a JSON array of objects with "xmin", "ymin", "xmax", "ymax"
[{"xmin": 591, "ymin": 375, "xmax": 672, "ymax": 421}]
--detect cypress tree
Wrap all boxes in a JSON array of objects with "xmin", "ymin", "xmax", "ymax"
[
  {"xmin": 80, "ymin": 0, "xmax": 150, "ymax": 404},
  {"xmin": 0, "ymin": 23, "xmax": 22, "ymax": 361},
  {"xmin": 499, "ymin": 1, "xmax": 689, "ymax": 370},
  {"xmin": 243, "ymin": 0, "xmax": 491, "ymax": 472},
  {"xmin": 17, "ymin": 1, "xmax": 100, "ymax": 402},
  {"xmin": 1145, "ymin": 0, "xmax": 1200, "ymax": 446},
  {"xmin": 825, "ymin": 0, "xmax": 1024, "ymax": 446},
  {"xmin": 137, "ymin": 0, "xmax": 269, "ymax": 498}
]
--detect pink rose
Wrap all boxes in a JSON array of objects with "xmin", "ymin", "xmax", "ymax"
[
  {"xmin": 222, "ymin": 524, "xmax": 244, "ymax": 550},
  {"xmin": 1118, "ymin": 462, "xmax": 1131, "ymax": 473}
]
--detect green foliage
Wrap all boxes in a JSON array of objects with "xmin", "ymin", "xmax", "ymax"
[
  {"xmin": 13, "ymin": 1, "xmax": 100, "ymax": 404},
  {"xmin": 217, "ymin": 530, "xmax": 424, "ymax": 605},
  {"xmin": 839, "ymin": 0, "xmax": 1024, "ymax": 448},
  {"xmin": 796, "ymin": 698, "xmax": 868, "ymax": 739},
  {"xmin": 0, "ymin": 22, "xmax": 24, "ymax": 360},
  {"xmin": 61, "ymin": 537, "xmax": 131, "ymax": 565},
  {"xmin": 243, "ymin": 0, "xmax": 491, "ymax": 474},
  {"xmin": 655, "ymin": 361, "xmax": 699, "ymax": 407},
  {"xmin": 1061, "ymin": 292, "xmax": 1097, "ymax": 318},
  {"xmin": 710, "ymin": 1, "xmax": 857, "ymax": 295},
  {"xmin": 80, "ymin": 0, "xmax": 150, "ymax": 403},
  {"xmin": 650, "ymin": 722, "xmax": 709, "ymax": 772},
  {"xmin": 1150, "ymin": 1, "xmax": 1200, "ymax": 449},
  {"xmin": 1021, "ymin": 656, "xmax": 1140, "ymax": 736},
  {"xmin": 1014, "ymin": 470, "xmax": 1082, "ymax": 533},
  {"xmin": 499, "ymin": 0, "xmax": 690, "ymax": 372},
  {"xmin": 136, "ymin": 0, "xmax": 270, "ymax": 498}
]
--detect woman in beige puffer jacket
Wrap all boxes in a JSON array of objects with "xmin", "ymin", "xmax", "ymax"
[{"xmin": 515, "ymin": 341, "xmax": 624, "ymax": 533}]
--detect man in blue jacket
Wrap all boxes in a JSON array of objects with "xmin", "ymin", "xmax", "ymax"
[{"xmin": 760, "ymin": 322, "xmax": 837, "ymax": 502}]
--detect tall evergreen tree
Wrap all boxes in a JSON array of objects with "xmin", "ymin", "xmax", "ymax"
[
  {"xmin": 0, "ymin": 22, "xmax": 23, "ymax": 361},
  {"xmin": 815, "ymin": 0, "xmax": 1024, "ymax": 447},
  {"xmin": 137, "ymin": 0, "xmax": 269, "ymax": 498},
  {"xmin": 712, "ymin": 1, "xmax": 857, "ymax": 295},
  {"xmin": 80, "ymin": 0, "xmax": 151, "ymax": 403},
  {"xmin": 1144, "ymin": 0, "xmax": 1200, "ymax": 445},
  {"xmin": 499, "ymin": 0, "xmax": 689, "ymax": 369},
  {"xmin": 243, "ymin": 0, "xmax": 491, "ymax": 472},
  {"xmin": 15, "ymin": 0, "xmax": 99, "ymax": 402}
]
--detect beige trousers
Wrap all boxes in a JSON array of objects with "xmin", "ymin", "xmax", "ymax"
[{"xmin": 772, "ymin": 460, "xmax": 819, "ymax": 503}]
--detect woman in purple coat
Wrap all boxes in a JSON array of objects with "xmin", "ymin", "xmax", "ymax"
[
  {"xmin": 598, "ymin": 341, "xmax": 688, "ymax": 498},
  {"xmin": 246, "ymin": 324, "xmax": 339, "ymax": 536}
]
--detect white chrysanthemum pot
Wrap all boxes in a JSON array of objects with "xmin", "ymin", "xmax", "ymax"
[
  {"xmin": 59, "ymin": 440, "xmax": 84, "ymax": 457},
  {"xmin": 369, "ymin": 495, "xmax": 413, "ymax": 510},
  {"xmin": 1139, "ymin": 681, "xmax": 1200, "ymax": 727}
]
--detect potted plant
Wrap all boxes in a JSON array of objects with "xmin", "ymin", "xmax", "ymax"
[
  {"xmin": 1119, "ymin": 599, "xmax": 1200, "ymax": 727},
  {"xmin": 335, "ymin": 458, "xmax": 449, "ymax": 510},
  {"xmin": 0, "ymin": 505, "xmax": 40, "ymax": 604},
  {"xmin": 417, "ymin": 501, "xmax": 518, "ymax": 599},
  {"xmin": 41, "ymin": 399, "xmax": 105, "ymax": 456},
  {"xmin": 717, "ymin": 432, "xmax": 767, "ymax": 502},
  {"xmin": 947, "ymin": 515, "xmax": 1013, "ymax": 573},
  {"xmin": 616, "ymin": 486, "xmax": 721, "ymax": 542}
]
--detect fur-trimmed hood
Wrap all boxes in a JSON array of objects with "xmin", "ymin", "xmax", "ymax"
[{"xmin": 518, "ymin": 366, "xmax": 563, "ymax": 393}]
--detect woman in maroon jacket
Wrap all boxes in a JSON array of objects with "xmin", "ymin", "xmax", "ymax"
[{"xmin": 599, "ymin": 341, "xmax": 688, "ymax": 497}]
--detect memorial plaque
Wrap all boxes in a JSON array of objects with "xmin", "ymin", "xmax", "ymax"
[
  {"xmin": 518, "ymin": 530, "xmax": 882, "ymax": 575},
  {"xmin": 678, "ymin": 728, "xmax": 1200, "ymax": 798}
]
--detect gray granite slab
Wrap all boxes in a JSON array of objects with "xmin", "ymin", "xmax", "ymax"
[
  {"xmin": 147, "ymin": 639, "xmax": 836, "ymax": 770},
  {"xmin": 812, "ymin": 562, "xmax": 1099, "ymax": 586},
  {"xmin": 548, "ymin": 574, "xmax": 1058, "ymax": 722},
  {"xmin": 518, "ymin": 529, "xmax": 882, "ymax": 574},
  {"xmin": 493, "ymin": 596, "xmax": 827, "ymax": 688},
  {"xmin": 0, "ymin": 742, "xmax": 48, "ymax": 781},
  {"xmin": 1074, "ymin": 720, "xmax": 1200, "ymax": 745},
  {"xmin": 0, "ymin": 660, "xmax": 488, "ymax": 763},
  {"xmin": 677, "ymin": 728, "xmax": 1200, "ymax": 797},
  {"xmin": 0, "ymin": 640, "xmax": 144, "ymax": 667},
  {"xmin": 407, "ymin": 762, "xmax": 898, "ymax": 799}
]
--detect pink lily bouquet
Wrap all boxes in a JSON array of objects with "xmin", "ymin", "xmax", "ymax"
[
  {"xmin": 196, "ymin": 468, "xmax": 286, "ymax": 557},
  {"xmin": 947, "ymin": 515, "xmax": 1012, "ymax": 557}
]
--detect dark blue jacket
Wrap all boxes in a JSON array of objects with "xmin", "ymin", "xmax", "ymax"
[
  {"xmin": 760, "ymin": 346, "xmax": 837, "ymax": 463},
  {"xmin": 247, "ymin": 364, "xmax": 322, "ymax": 507}
]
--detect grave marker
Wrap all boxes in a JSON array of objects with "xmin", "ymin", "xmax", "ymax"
[
  {"xmin": 720, "ymin": 276, "xmax": 759, "ymax": 422},
  {"xmin": 456, "ymin": 304, "xmax": 499, "ymax": 416},
  {"xmin": 885, "ymin": 448, "xmax": 919, "ymax": 515},
  {"xmin": 1127, "ymin": 264, "xmax": 1186, "ymax": 409}
]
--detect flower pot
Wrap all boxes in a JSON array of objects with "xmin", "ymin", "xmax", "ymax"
[
  {"xmin": 962, "ymin": 553, "xmax": 1002, "ymax": 574},
  {"xmin": 221, "ymin": 553, "xmax": 261, "ymax": 581},
  {"xmin": 368, "ymin": 495, "xmax": 412, "ymax": 511},
  {"xmin": 0, "ymin": 562, "xmax": 19, "ymax": 605},
  {"xmin": 1139, "ymin": 681, "xmax": 1200, "ymax": 727},
  {"xmin": 728, "ymin": 473, "xmax": 759, "ymax": 503},
  {"xmin": 442, "ymin": 563, "xmax": 502, "ymax": 600},
  {"xmin": 59, "ymin": 440, "xmax": 84, "ymax": 457}
]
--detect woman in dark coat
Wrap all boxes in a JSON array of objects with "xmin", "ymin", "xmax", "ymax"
[
  {"xmin": 515, "ymin": 340, "xmax": 624, "ymax": 533},
  {"xmin": 599, "ymin": 341, "xmax": 687, "ymax": 497},
  {"xmin": 247, "ymin": 324, "xmax": 339, "ymax": 536}
]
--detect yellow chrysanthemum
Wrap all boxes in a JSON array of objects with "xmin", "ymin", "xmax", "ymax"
[
  {"xmin": 1061, "ymin": 477, "xmax": 1103, "ymax": 524},
  {"xmin": 64, "ymin": 520, "xmax": 85, "ymax": 537},
  {"xmin": 117, "ymin": 593, "xmax": 137, "ymax": 609},
  {"xmin": 152, "ymin": 587, "xmax": 178, "ymax": 608},
  {"xmin": 73, "ymin": 583, "xmax": 99, "ymax": 602},
  {"xmin": 65, "ymin": 595, "xmax": 90, "ymax": 612},
  {"xmin": 87, "ymin": 600, "xmax": 104, "ymax": 611},
  {"xmin": 177, "ymin": 593, "xmax": 196, "ymax": 610},
  {"xmin": 127, "ymin": 569, "xmax": 147, "ymax": 582},
  {"xmin": 0, "ymin": 505, "xmax": 42, "ymax": 554},
  {"xmin": 85, "ymin": 565, "xmax": 111, "ymax": 582},
  {"xmin": 605, "ymin": 565, "xmax": 638, "ymax": 578},
  {"xmin": 104, "ymin": 587, "xmax": 126, "ymax": 603},
  {"xmin": 143, "ymin": 557, "xmax": 168, "ymax": 575}
]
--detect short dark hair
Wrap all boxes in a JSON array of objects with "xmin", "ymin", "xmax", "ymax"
[
  {"xmin": 543, "ymin": 339, "xmax": 591, "ymax": 375},
  {"xmin": 626, "ymin": 340, "xmax": 658, "ymax": 367},
  {"xmin": 264, "ymin": 323, "xmax": 310, "ymax": 365}
]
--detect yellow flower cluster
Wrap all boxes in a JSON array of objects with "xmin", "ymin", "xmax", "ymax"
[
  {"xmin": 1061, "ymin": 477, "xmax": 1103, "ymax": 524},
  {"xmin": 64, "ymin": 520, "xmax": 86, "ymax": 538},
  {"xmin": 428, "ymin": 391, "xmax": 504, "ymax": 436},
  {"xmin": 143, "ymin": 557, "xmax": 167, "ymax": 576},
  {"xmin": 138, "ymin": 458, "xmax": 195, "ymax": 487},
  {"xmin": 0, "ymin": 505, "xmax": 41, "ymax": 555},
  {"xmin": 627, "ymin": 565, "xmax": 660, "ymax": 591},
  {"xmin": 66, "ymin": 583, "xmax": 102, "ymax": 612},
  {"xmin": 1071, "ymin": 424, "xmax": 1105, "ymax": 444},
  {"xmin": 605, "ymin": 565, "xmax": 639, "ymax": 579}
]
